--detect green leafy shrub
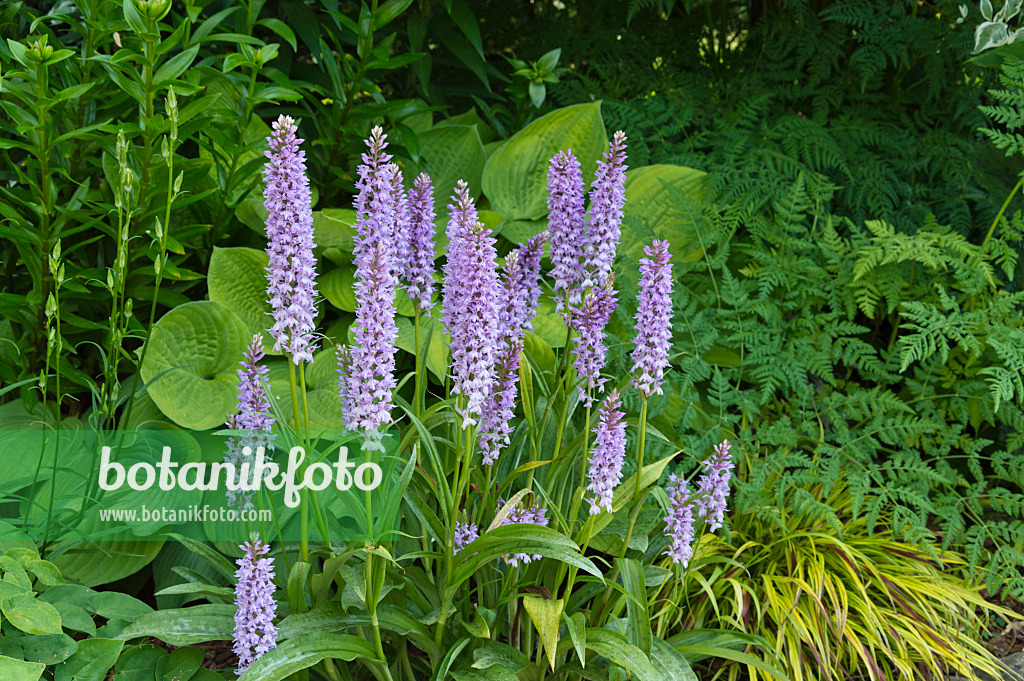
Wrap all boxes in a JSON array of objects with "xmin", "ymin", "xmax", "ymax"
[{"xmin": 628, "ymin": 171, "xmax": 1024, "ymax": 598}]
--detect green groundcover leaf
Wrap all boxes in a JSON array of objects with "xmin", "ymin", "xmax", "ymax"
[
  {"xmin": 54, "ymin": 638, "xmax": 123, "ymax": 681},
  {"xmin": 0, "ymin": 655, "xmax": 44, "ymax": 681},
  {"xmin": 1, "ymin": 593, "xmax": 62, "ymax": 635}
]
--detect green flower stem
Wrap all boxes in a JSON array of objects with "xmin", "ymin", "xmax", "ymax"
[
  {"xmin": 633, "ymin": 397, "xmax": 649, "ymax": 504},
  {"xmin": 320, "ymin": 659, "xmax": 343, "ymax": 681},
  {"xmin": 287, "ymin": 360, "xmax": 308, "ymax": 563},
  {"xmin": 364, "ymin": 457, "xmax": 393, "ymax": 681},
  {"xmin": 413, "ymin": 308, "xmax": 424, "ymax": 417},
  {"xmin": 559, "ymin": 394, "xmax": 593, "ymax": 599},
  {"xmin": 594, "ymin": 497, "xmax": 647, "ymax": 626},
  {"xmin": 551, "ymin": 387, "xmax": 571, "ymax": 463},
  {"xmin": 38, "ymin": 256, "xmax": 63, "ymax": 556},
  {"xmin": 138, "ymin": 35, "xmax": 156, "ymax": 207},
  {"xmin": 567, "ymin": 396, "xmax": 592, "ymax": 526},
  {"xmin": 120, "ymin": 107, "xmax": 176, "ymax": 432},
  {"xmin": 436, "ymin": 397, "xmax": 468, "ymax": 648},
  {"xmin": 983, "ymin": 176, "xmax": 1022, "ymax": 248}
]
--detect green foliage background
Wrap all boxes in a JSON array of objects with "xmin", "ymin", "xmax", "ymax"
[{"xmin": 1, "ymin": 0, "xmax": 1023, "ymax": 679}]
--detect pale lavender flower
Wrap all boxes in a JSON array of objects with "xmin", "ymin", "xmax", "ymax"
[
  {"xmin": 631, "ymin": 239, "xmax": 674, "ymax": 398},
  {"xmin": 505, "ymin": 233, "xmax": 546, "ymax": 334},
  {"xmin": 391, "ymin": 165, "xmax": 411, "ymax": 270},
  {"xmin": 663, "ymin": 475, "xmax": 696, "ymax": 567},
  {"xmin": 572, "ymin": 275, "xmax": 618, "ymax": 404},
  {"xmin": 498, "ymin": 500, "xmax": 549, "ymax": 567},
  {"xmin": 224, "ymin": 335, "xmax": 276, "ymax": 509},
  {"xmin": 226, "ymin": 334, "xmax": 276, "ymax": 439},
  {"xmin": 583, "ymin": 131, "xmax": 628, "ymax": 288},
  {"xmin": 441, "ymin": 180, "xmax": 502, "ymax": 428},
  {"xmin": 343, "ymin": 130, "xmax": 402, "ymax": 447},
  {"xmin": 264, "ymin": 115, "xmax": 318, "ymax": 364},
  {"xmin": 695, "ymin": 440, "xmax": 734, "ymax": 532},
  {"xmin": 585, "ymin": 390, "xmax": 627, "ymax": 514},
  {"xmin": 547, "ymin": 150, "xmax": 587, "ymax": 307},
  {"xmin": 403, "ymin": 173, "xmax": 436, "ymax": 312},
  {"xmin": 353, "ymin": 127, "xmax": 398, "ymax": 258},
  {"xmin": 454, "ymin": 522, "xmax": 479, "ymax": 552},
  {"xmin": 477, "ymin": 234, "xmax": 546, "ymax": 464},
  {"xmin": 346, "ymin": 241, "xmax": 398, "ymax": 446},
  {"xmin": 232, "ymin": 537, "xmax": 278, "ymax": 674},
  {"xmin": 336, "ymin": 344, "xmax": 355, "ymax": 431},
  {"xmin": 477, "ymin": 339, "xmax": 524, "ymax": 465}
]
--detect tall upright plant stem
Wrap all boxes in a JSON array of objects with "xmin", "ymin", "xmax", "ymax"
[{"xmin": 633, "ymin": 398, "xmax": 649, "ymax": 504}]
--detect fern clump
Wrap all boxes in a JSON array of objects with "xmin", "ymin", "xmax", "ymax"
[{"xmin": 628, "ymin": 173, "xmax": 1024, "ymax": 600}]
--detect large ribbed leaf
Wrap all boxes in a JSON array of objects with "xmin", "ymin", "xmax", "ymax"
[
  {"xmin": 414, "ymin": 123, "xmax": 486, "ymax": 211},
  {"xmin": 482, "ymin": 102, "xmax": 607, "ymax": 222},
  {"xmin": 207, "ymin": 247, "xmax": 275, "ymax": 353},
  {"xmin": 620, "ymin": 165, "xmax": 710, "ymax": 264},
  {"xmin": 141, "ymin": 301, "xmax": 248, "ymax": 430}
]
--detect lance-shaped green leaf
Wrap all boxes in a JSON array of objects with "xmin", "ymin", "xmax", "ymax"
[
  {"xmin": 451, "ymin": 524, "xmax": 602, "ymax": 588},
  {"xmin": 522, "ymin": 596, "xmax": 563, "ymax": 670},
  {"xmin": 239, "ymin": 633, "xmax": 379, "ymax": 681},
  {"xmin": 585, "ymin": 629, "xmax": 666, "ymax": 681},
  {"xmin": 115, "ymin": 604, "xmax": 235, "ymax": 645},
  {"xmin": 617, "ymin": 557, "xmax": 652, "ymax": 654}
]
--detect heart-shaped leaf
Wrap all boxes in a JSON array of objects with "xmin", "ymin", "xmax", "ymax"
[
  {"xmin": 620, "ymin": 165, "xmax": 710, "ymax": 265},
  {"xmin": 208, "ymin": 247, "xmax": 276, "ymax": 353},
  {"xmin": 1, "ymin": 593, "xmax": 62, "ymax": 635},
  {"xmin": 482, "ymin": 102, "xmax": 607, "ymax": 222},
  {"xmin": 141, "ymin": 301, "xmax": 249, "ymax": 430}
]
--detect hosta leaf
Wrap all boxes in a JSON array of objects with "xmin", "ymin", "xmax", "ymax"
[
  {"xmin": 497, "ymin": 218, "xmax": 546, "ymax": 245},
  {"xmin": 313, "ymin": 209, "xmax": 357, "ymax": 252},
  {"xmin": 141, "ymin": 301, "xmax": 249, "ymax": 430},
  {"xmin": 266, "ymin": 347, "xmax": 341, "ymax": 430},
  {"xmin": 48, "ymin": 539, "xmax": 162, "ymax": 589},
  {"xmin": 482, "ymin": 102, "xmax": 607, "ymax": 222},
  {"xmin": 411, "ymin": 124, "xmax": 486, "ymax": 220},
  {"xmin": 323, "ymin": 263, "xmax": 417, "ymax": 316},
  {"xmin": 207, "ymin": 247, "xmax": 276, "ymax": 353},
  {"xmin": 395, "ymin": 315, "xmax": 450, "ymax": 382},
  {"xmin": 620, "ymin": 165, "xmax": 710, "ymax": 266}
]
